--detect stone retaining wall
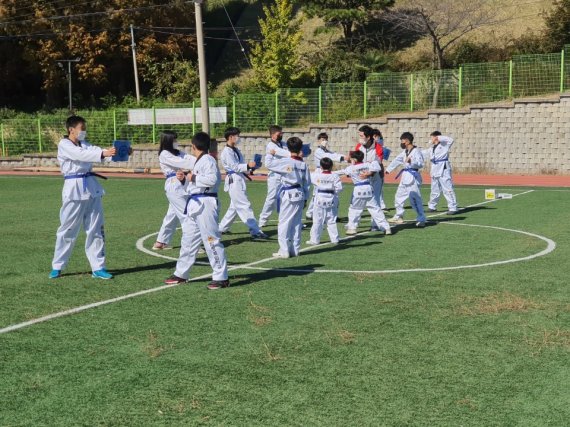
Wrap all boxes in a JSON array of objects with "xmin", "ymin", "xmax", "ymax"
[{"xmin": 2, "ymin": 94, "xmax": 568, "ymax": 174}]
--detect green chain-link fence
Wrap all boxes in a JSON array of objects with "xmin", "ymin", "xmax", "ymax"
[{"xmin": 3, "ymin": 48, "xmax": 570, "ymax": 157}]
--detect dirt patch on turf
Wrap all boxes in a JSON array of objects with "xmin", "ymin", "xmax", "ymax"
[
  {"xmin": 455, "ymin": 292, "xmax": 543, "ymax": 315},
  {"xmin": 525, "ymin": 329, "xmax": 570, "ymax": 354},
  {"xmin": 142, "ymin": 330, "xmax": 174, "ymax": 358}
]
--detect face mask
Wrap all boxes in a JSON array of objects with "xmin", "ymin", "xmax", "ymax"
[
  {"xmin": 173, "ymin": 142, "xmax": 179, "ymax": 149},
  {"xmin": 276, "ymin": 135, "xmax": 283, "ymax": 142},
  {"xmin": 400, "ymin": 142, "xmax": 407, "ymax": 149},
  {"xmin": 319, "ymin": 140, "xmax": 328, "ymax": 148},
  {"xmin": 235, "ymin": 137, "xmax": 241, "ymax": 145},
  {"xmin": 77, "ymin": 130, "xmax": 87, "ymax": 141}
]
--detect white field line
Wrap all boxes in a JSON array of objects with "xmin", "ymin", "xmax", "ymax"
[{"xmin": 0, "ymin": 189, "xmax": 540, "ymax": 335}]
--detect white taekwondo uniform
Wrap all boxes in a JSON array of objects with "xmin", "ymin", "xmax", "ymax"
[
  {"xmin": 337, "ymin": 161, "xmax": 391, "ymax": 233},
  {"xmin": 155, "ymin": 149, "xmax": 196, "ymax": 245},
  {"xmin": 51, "ymin": 137, "xmax": 110, "ymax": 272},
  {"xmin": 386, "ymin": 147, "xmax": 426, "ymax": 223},
  {"xmin": 308, "ymin": 170, "xmax": 342, "ymax": 244},
  {"xmin": 266, "ymin": 153, "xmax": 311, "ymax": 257},
  {"xmin": 424, "ymin": 136, "xmax": 458, "ymax": 212},
  {"xmin": 218, "ymin": 144, "xmax": 262, "ymax": 235},
  {"xmin": 258, "ymin": 139, "xmax": 291, "ymax": 226},
  {"xmin": 355, "ymin": 140, "xmax": 387, "ymax": 215},
  {"xmin": 305, "ymin": 144, "xmax": 344, "ymax": 219},
  {"xmin": 174, "ymin": 153, "xmax": 228, "ymax": 281}
]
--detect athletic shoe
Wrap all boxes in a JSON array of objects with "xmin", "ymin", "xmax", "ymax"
[
  {"xmin": 415, "ymin": 221, "xmax": 426, "ymax": 228},
  {"xmin": 152, "ymin": 242, "xmax": 171, "ymax": 250},
  {"xmin": 207, "ymin": 280, "xmax": 230, "ymax": 290},
  {"xmin": 384, "ymin": 228, "xmax": 392, "ymax": 235},
  {"xmin": 198, "ymin": 247, "xmax": 206, "ymax": 255},
  {"xmin": 305, "ymin": 240, "xmax": 319, "ymax": 246},
  {"xmin": 92, "ymin": 269, "xmax": 113, "ymax": 280},
  {"xmin": 388, "ymin": 216, "xmax": 404, "ymax": 224},
  {"xmin": 446, "ymin": 210, "xmax": 458, "ymax": 215},
  {"xmin": 330, "ymin": 240, "xmax": 340, "ymax": 245},
  {"xmin": 251, "ymin": 231, "xmax": 269, "ymax": 240},
  {"xmin": 345, "ymin": 228, "xmax": 357, "ymax": 235},
  {"xmin": 258, "ymin": 221, "xmax": 266, "ymax": 228},
  {"xmin": 49, "ymin": 269, "xmax": 61, "ymax": 279},
  {"xmin": 272, "ymin": 252, "xmax": 290, "ymax": 258},
  {"xmin": 305, "ymin": 214, "xmax": 312, "ymax": 220},
  {"xmin": 164, "ymin": 275, "xmax": 187, "ymax": 285},
  {"xmin": 428, "ymin": 208, "xmax": 437, "ymax": 213}
]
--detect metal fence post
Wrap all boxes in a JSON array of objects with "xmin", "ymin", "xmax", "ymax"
[
  {"xmin": 113, "ymin": 109, "xmax": 117, "ymax": 141},
  {"xmin": 275, "ymin": 90, "xmax": 279, "ymax": 124},
  {"xmin": 560, "ymin": 49, "xmax": 565, "ymax": 93},
  {"xmin": 192, "ymin": 100, "xmax": 196, "ymax": 134},
  {"xmin": 152, "ymin": 106, "xmax": 157, "ymax": 144},
  {"xmin": 37, "ymin": 118, "xmax": 42, "ymax": 153},
  {"xmin": 318, "ymin": 86, "xmax": 322, "ymax": 124},
  {"xmin": 1, "ymin": 123, "xmax": 5, "ymax": 157},
  {"xmin": 232, "ymin": 95, "xmax": 236, "ymax": 127},
  {"xmin": 410, "ymin": 74, "xmax": 414, "ymax": 112},
  {"xmin": 363, "ymin": 80, "xmax": 368, "ymax": 119},
  {"xmin": 458, "ymin": 66, "xmax": 463, "ymax": 107},
  {"xmin": 509, "ymin": 60, "xmax": 513, "ymax": 97}
]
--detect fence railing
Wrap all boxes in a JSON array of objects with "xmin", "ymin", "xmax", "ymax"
[{"xmin": 2, "ymin": 47, "xmax": 570, "ymax": 157}]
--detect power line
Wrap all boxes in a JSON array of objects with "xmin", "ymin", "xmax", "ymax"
[{"xmin": 221, "ymin": 0, "xmax": 251, "ymax": 67}]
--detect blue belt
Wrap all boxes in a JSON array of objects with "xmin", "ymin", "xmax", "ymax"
[
  {"xmin": 317, "ymin": 189, "xmax": 335, "ymax": 194},
  {"xmin": 64, "ymin": 172, "xmax": 107, "ymax": 191},
  {"xmin": 277, "ymin": 184, "xmax": 302, "ymax": 213},
  {"xmin": 431, "ymin": 157, "xmax": 449, "ymax": 164},
  {"xmin": 354, "ymin": 181, "xmax": 371, "ymax": 187},
  {"xmin": 395, "ymin": 168, "xmax": 421, "ymax": 181},
  {"xmin": 226, "ymin": 169, "xmax": 252, "ymax": 182},
  {"xmin": 184, "ymin": 192, "xmax": 218, "ymax": 214},
  {"xmin": 165, "ymin": 172, "xmax": 177, "ymax": 179}
]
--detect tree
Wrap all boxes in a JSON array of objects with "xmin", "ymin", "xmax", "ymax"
[
  {"xmin": 544, "ymin": 0, "xmax": 570, "ymax": 51},
  {"xmin": 249, "ymin": 0, "xmax": 303, "ymax": 91},
  {"xmin": 387, "ymin": 0, "xmax": 501, "ymax": 70},
  {"xmin": 303, "ymin": 0, "xmax": 394, "ymax": 50}
]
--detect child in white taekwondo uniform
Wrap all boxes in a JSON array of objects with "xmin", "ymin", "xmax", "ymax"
[
  {"xmin": 424, "ymin": 131, "xmax": 458, "ymax": 214},
  {"xmin": 165, "ymin": 132, "xmax": 229, "ymax": 290},
  {"xmin": 153, "ymin": 131, "xmax": 196, "ymax": 250},
  {"xmin": 305, "ymin": 132, "xmax": 345, "ymax": 220},
  {"xmin": 386, "ymin": 132, "xmax": 427, "ymax": 227},
  {"xmin": 266, "ymin": 137, "xmax": 311, "ymax": 258},
  {"xmin": 218, "ymin": 127, "xmax": 268, "ymax": 239},
  {"xmin": 49, "ymin": 116, "xmax": 118, "ymax": 279},
  {"xmin": 337, "ymin": 150, "xmax": 391, "ymax": 236},
  {"xmin": 258, "ymin": 125, "xmax": 291, "ymax": 227},
  {"xmin": 306, "ymin": 157, "xmax": 342, "ymax": 245},
  {"xmin": 354, "ymin": 126, "xmax": 386, "ymax": 229}
]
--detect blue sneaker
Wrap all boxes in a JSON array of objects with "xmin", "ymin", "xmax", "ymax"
[
  {"xmin": 92, "ymin": 269, "xmax": 113, "ymax": 280},
  {"xmin": 49, "ymin": 269, "xmax": 61, "ymax": 279}
]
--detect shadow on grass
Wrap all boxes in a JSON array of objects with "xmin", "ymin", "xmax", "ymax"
[{"xmin": 228, "ymin": 263, "xmax": 324, "ymax": 287}]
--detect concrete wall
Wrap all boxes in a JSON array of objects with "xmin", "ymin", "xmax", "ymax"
[{"xmin": 2, "ymin": 94, "xmax": 568, "ymax": 174}]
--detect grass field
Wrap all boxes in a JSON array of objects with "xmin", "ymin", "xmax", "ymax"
[{"xmin": 1, "ymin": 176, "xmax": 569, "ymax": 426}]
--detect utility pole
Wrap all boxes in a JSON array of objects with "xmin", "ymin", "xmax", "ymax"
[
  {"xmin": 57, "ymin": 58, "xmax": 80, "ymax": 113},
  {"xmin": 130, "ymin": 24, "xmax": 141, "ymax": 103},
  {"xmin": 195, "ymin": 0, "xmax": 210, "ymax": 134}
]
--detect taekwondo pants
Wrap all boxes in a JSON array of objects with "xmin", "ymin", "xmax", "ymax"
[
  {"xmin": 52, "ymin": 196, "xmax": 106, "ymax": 271},
  {"xmin": 276, "ymin": 190, "xmax": 304, "ymax": 256},
  {"xmin": 428, "ymin": 169, "xmax": 457, "ymax": 211},
  {"xmin": 259, "ymin": 173, "xmax": 282, "ymax": 226},
  {"xmin": 394, "ymin": 181, "xmax": 426, "ymax": 222},
  {"xmin": 175, "ymin": 197, "xmax": 228, "ymax": 281},
  {"xmin": 219, "ymin": 176, "xmax": 262, "ymax": 235},
  {"xmin": 347, "ymin": 191, "xmax": 390, "ymax": 232},
  {"xmin": 156, "ymin": 190, "xmax": 188, "ymax": 244},
  {"xmin": 310, "ymin": 197, "xmax": 339, "ymax": 243}
]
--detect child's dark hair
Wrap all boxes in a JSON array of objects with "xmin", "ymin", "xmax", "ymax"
[
  {"xmin": 372, "ymin": 128, "xmax": 383, "ymax": 139},
  {"xmin": 320, "ymin": 157, "xmax": 333, "ymax": 171},
  {"xmin": 224, "ymin": 127, "xmax": 241, "ymax": 141},
  {"xmin": 400, "ymin": 132, "xmax": 414, "ymax": 143},
  {"xmin": 350, "ymin": 150, "xmax": 364, "ymax": 162},
  {"xmin": 65, "ymin": 115, "xmax": 86, "ymax": 132},
  {"xmin": 159, "ymin": 131, "xmax": 179, "ymax": 155},
  {"xmin": 430, "ymin": 130, "xmax": 442, "ymax": 137},
  {"xmin": 317, "ymin": 132, "xmax": 328, "ymax": 140},
  {"xmin": 269, "ymin": 124, "xmax": 282, "ymax": 136},
  {"xmin": 287, "ymin": 136, "xmax": 303, "ymax": 153},
  {"xmin": 192, "ymin": 132, "xmax": 211, "ymax": 152}
]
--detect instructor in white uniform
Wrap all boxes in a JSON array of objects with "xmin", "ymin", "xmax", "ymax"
[{"xmin": 50, "ymin": 116, "xmax": 117, "ymax": 280}]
